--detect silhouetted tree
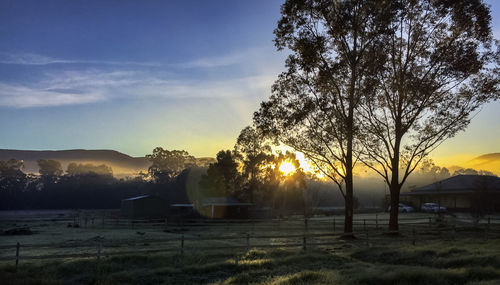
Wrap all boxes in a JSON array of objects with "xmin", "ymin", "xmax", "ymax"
[
  {"xmin": 199, "ymin": 150, "xmax": 243, "ymax": 199},
  {"xmin": 37, "ymin": 159, "xmax": 63, "ymax": 187},
  {"xmin": 234, "ymin": 126, "xmax": 272, "ymax": 203},
  {"xmin": 254, "ymin": 0, "xmax": 396, "ymax": 234},
  {"xmin": 66, "ymin": 162, "xmax": 113, "ymax": 176},
  {"xmin": 264, "ymin": 152, "xmax": 306, "ymax": 216},
  {"xmin": 37, "ymin": 159, "xmax": 63, "ymax": 177},
  {"xmin": 359, "ymin": 0, "xmax": 500, "ymax": 231},
  {"xmin": 453, "ymin": 168, "xmax": 496, "ymax": 176},
  {"xmin": 0, "ymin": 159, "xmax": 27, "ymax": 194},
  {"xmin": 146, "ymin": 148, "xmax": 195, "ymax": 184}
]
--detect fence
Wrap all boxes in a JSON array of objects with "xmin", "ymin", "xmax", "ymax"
[{"xmin": 2, "ymin": 214, "xmax": 500, "ymax": 269}]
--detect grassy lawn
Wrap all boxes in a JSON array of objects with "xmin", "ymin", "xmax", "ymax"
[{"xmin": 1, "ymin": 211, "xmax": 499, "ymax": 284}]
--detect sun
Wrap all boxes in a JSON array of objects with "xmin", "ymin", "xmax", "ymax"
[{"xmin": 279, "ymin": 160, "xmax": 296, "ymax": 175}]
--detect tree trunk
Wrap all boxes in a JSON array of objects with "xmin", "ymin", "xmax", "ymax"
[
  {"xmin": 344, "ymin": 108, "xmax": 354, "ymax": 234},
  {"xmin": 388, "ymin": 129, "xmax": 402, "ymax": 232},
  {"xmin": 344, "ymin": 171, "xmax": 354, "ymax": 234},
  {"xmin": 388, "ymin": 183, "xmax": 401, "ymax": 231}
]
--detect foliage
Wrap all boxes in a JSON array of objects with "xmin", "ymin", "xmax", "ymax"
[
  {"xmin": 199, "ymin": 150, "xmax": 243, "ymax": 199},
  {"xmin": 453, "ymin": 168, "xmax": 496, "ymax": 176},
  {"xmin": 264, "ymin": 151, "xmax": 307, "ymax": 214},
  {"xmin": 37, "ymin": 159, "xmax": 63, "ymax": 177},
  {"xmin": 146, "ymin": 147, "xmax": 196, "ymax": 184},
  {"xmin": 0, "ymin": 159, "xmax": 27, "ymax": 194},
  {"xmin": 66, "ymin": 162, "xmax": 113, "ymax": 176},
  {"xmin": 234, "ymin": 126, "xmax": 273, "ymax": 203}
]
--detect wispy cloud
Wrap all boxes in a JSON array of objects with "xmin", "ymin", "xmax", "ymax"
[
  {"xmin": 0, "ymin": 83, "xmax": 103, "ymax": 108},
  {"xmin": 0, "ymin": 47, "xmax": 281, "ymax": 108},
  {"xmin": 0, "ymin": 69, "xmax": 274, "ymax": 108},
  {"xmin": 0, "ymin": 52, "xmax": 160, "ymax": 67},
  {"xmin": 0, "ymin": 48, "xmax": 280, "ymax": 69}
]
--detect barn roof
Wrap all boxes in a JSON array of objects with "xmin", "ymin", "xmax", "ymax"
[{"xmin": 403, "ymin": 175, "xmax": 500, "ymax": 196}]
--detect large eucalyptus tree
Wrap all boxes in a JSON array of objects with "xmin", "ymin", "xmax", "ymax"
[{"xmin": 359, "ymin": 0, "xmax": 500, "ymax": 231}]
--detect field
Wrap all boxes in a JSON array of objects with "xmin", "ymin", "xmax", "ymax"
[{"xmin": 1, "ymin": 210, "xmax": 500, "ymax": 284}]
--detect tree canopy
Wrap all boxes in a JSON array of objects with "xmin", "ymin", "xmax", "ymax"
[
  {"xmin": 37, "ymin": 159, "xmax": 63, "ymax": 177},
  {"xmin": 146, "ymin": 147, "xmax": 196, "ymax": 184}
]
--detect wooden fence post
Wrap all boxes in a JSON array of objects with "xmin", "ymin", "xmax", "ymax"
[
  {"xmin": 333, "ymin": 217, "xmax": 336, "ymax": 233},
  {"xmin": 375, "ymin": 214, "xmax": 378, "ymax": 229},
  {"xmin": 304, "ymin": 218, "xmax": 308, "ymax": 231},
  {"xmin": 303, "ymin": 235, "xmax": 306, "ymax": 251},
  {"xmin": 412, "ymin": 227, "xmax": 416, "ymax": 246},
  {"xmin": 363, "ymin": 219, "xmax": 366, "ymax": 232},
  {"xmin": 428, "ymin": 217, "xmax": 432, "ymax": 227},
  {"xmin": 246, "ymin": 233, "xmax": 250, "ymax": 250},
  {"xmin": 15, "ymin": 242, "xmax": 20, "ymax": 270},
  {"xmin": 181, "ymin": 235, "xmax": 184, "ymax": 255}
]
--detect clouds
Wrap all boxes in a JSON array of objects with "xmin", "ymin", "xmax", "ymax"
[
  {"xmin": 0, "ymin": 48, "xmax": 281, "ymax": 108},
  {"xmin": 0, "ymin": 52, "xmax": 160, "ymax": 67},
  {"xmin": 0, "ymin": 68, "xmax": 275, "ymax": 108},
  {"xmin": 0, "ymin": 83, "xmax": 103, "ymax": 108}
]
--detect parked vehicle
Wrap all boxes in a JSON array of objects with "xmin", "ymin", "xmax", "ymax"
[
  {"xmin": 387, "ymin": 203, "xmax": 414, "ymax": 213},
  {"xmin": 421, "ymin": 203, "xmax": 446, "ymax": 213}
]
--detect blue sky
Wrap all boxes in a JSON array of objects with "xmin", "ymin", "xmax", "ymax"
[{"xmin": 0, "ymin": 0, "xmax": 499, "ymax": 165}]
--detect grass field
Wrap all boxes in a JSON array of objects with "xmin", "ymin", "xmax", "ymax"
[{"xmin": 1, "ymin": 210, "xmax": 499, "ymax": 284}]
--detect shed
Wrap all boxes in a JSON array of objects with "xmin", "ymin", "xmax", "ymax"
[
  {"xmin": 401, "ymin": 175, "xmax": 500, "ymax": 211},
  {"xmin": 199, "ymin": 197, "xmax": 252, "ymax": 219},
  {"xmin": 120, "ymin": 195, "xmax": 167, "ymax": 218}
]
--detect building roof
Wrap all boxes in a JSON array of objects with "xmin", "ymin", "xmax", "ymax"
[
  {"xmin": 403, "ymin": 175, "xmax": 500, "ymax": 196},
  {"xmin": 201, "ymin": 197, "xmax": 252, "ymax": 206},
  {"xmin": 122, "ymin": 195, "xmax": 164, "ymax": 201}
]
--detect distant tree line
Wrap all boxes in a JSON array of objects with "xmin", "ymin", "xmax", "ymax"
[
  {"xmin": 0, "ymin": 159, "xmax": 141, "ymax": 210},
  {"xmin": 0, "ymin": 141, "xmax": 311, "ymax": 214}
]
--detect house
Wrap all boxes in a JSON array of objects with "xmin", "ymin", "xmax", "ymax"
[
  {"xmin": 120, "ymin": 195, "xmax": 167, "ymax": 218},
  {"xmin": 198, "ymin": 197, "xmax": 252, "ymax": 219},
  {"xmin": 400, "ymin": 175, "xmax": 500, "ymax": 211}
]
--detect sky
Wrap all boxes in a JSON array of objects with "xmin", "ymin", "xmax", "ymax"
[{"xmin": 0, "ymin": 0, "xmax": 499, "ymax": 167}]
